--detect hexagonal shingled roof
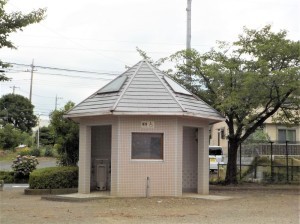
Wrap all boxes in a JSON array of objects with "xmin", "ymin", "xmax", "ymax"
[{"xmin": 65, "ymin": 60, "xmax": 224, "ymax": 122}]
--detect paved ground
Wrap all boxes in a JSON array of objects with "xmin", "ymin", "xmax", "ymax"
[{"xmin": 0, "ymin": 186, "xmax": 299, "ymax": 224}]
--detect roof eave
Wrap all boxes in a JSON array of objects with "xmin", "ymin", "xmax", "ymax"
[{"xmin": 64, "ymin": 110, "xmax": 225, "ymax": 122}]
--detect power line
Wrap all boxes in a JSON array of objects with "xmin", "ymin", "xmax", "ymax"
[
  {"xmin": 18, "ymin": 89, "xmax": 55, "ymax": 99},
  {"xmin": 4, "ymin": 69, "xmax": 115, "ymax": 81},
  {"xmin": 17, "ymin": 34, "xmax": 213, "ymax": 47},
  {"xmin": 35, "ymin": 71, "xmax": 114, "ymax": 80},
  {"xmin": 6, "ymin": 62, "xmax": 120, "ymax": 76},
  {"xmin": 18, "ymin": 45, "xmax": 176, "ymax": 54}
]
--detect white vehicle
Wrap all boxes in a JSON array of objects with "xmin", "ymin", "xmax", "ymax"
[{"xmin": 209, "ymin": 146, "xmax": 224, "ymax": 172}]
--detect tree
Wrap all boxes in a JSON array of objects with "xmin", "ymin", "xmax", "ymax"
[
  {"xmin": 243, "ymin": 129, "xmax": 270, "ymax": 144},
  {"xmin": 36, "ymin": 126, "xmax": 55, "ymax": 146},
  {"xmin": 0, "ymin": 94, "xmax": 37, "ymax": 133},
  {"xmin": 0, "ymin": 124, "xmax": 32, "ymax": 149},
  {"xmin": 0, "ymin": 0, "xmax": 46, "ymax": 81},
  {"xmin": 50, "ymin": 101, "xmax": 79, "ymax": 166},
  {"xmin": 158, "ymin": 25, "xmax": 299, "ymax": 184}
]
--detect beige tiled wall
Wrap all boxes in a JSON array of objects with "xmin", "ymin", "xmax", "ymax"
[
  {"xmin": 116, "ymin": 116, "xmax": 179, "ymax": 197},
  {"xmin": 78, "ymin": 115, "xmax": 210, "ymax": 196},
  {"xmin": 78, "ymin": 124, "xmax": 91, "ymax": 193}
]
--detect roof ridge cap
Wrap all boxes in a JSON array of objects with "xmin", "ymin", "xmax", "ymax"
[
  {"xmin": 110, "ymin": 61, "xmax": 144, "ymax": 111},
  {"xmin": 145, "ymin": 61, "xmax": 187, "ymax": 112}
]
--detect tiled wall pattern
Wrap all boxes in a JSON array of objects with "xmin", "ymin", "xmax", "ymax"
[
  {"xmin": 117, "ymin": 116, "xmax": 179, "ymax": 197},
  {"xmin": 78, "ymin": 124, "xmax": 91, "ymax": 193},
  {"xmin": 182, "ymin": 127, "xmax": 198, "ymax": 192},
  {"xmin": 78, "ymin": 115, "xmax": 210, "ymax": 196}
]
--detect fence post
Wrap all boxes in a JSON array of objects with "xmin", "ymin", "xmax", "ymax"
[
  {"xmin": 291, "ymin": 158, "xmax": 293, "ymax": 181},
  {"xmin": 217, "ymin": 163, "xmax": 220, "ymax": 181},
  {"xmin": 285, "ymin": 141, "xmax": 289, "ymax": 184},
  {"xmin": 270, "ymin": 141, "xmax": 274, "ymax": 182},
  {"xmin": 254, "ymin": 156, "xmax": 257, "ymax": 179},
  {"xmin": 239, "ymin": 143, "xmax": 242, "ymax": 181}
]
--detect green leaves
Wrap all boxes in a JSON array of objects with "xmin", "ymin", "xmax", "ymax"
[
  {"xmin": 0, "ymin": 94, "xmax": 37, "ymax": 133},
  {"xmin": 50, "ymin": 101, "xmax": 79, "ymax": 166},
  {"xmin": 0, "ymin": 0, "xmax": 46, "ymax": 82},
  {"xmin": 0, "ymin": 0, "xmax": 46, "ymax": 49},
  {"xmin": 169, "ymin": 25, "xmax": 299, "ymax": 136},
  {"xmin": 158, "ymin": 25, "xmax": 299, "ymax": 184},
  {"xmin": 29, "ymin": 166, "xmax": 78, "ymax": 189}
]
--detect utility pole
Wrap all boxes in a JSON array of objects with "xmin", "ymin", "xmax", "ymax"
[
  {"xmin": 29, "ymin": 59, "xmax": 34, "ymax": 103},
  {"xmin": 55, "ymin": 95, "xmax": 63, "ymax": 110},
  {"xmin": 186, "ymin": 0, "xmax": 192, "ymax": 50},
  {"xmin": 186, "ymin": 0, "xmax": 192, "ymax": 84},
  {"xmin": 10, "ymin": 85, "xmax": 19, "ymax": 94}
]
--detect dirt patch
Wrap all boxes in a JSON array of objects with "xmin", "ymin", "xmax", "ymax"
[{"xmin": 0, "ymin": 187, "xmax": 299, "ymax": 224}]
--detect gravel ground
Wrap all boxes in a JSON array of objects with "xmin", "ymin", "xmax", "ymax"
[{"xmin": 0, "ymin": 186, "xmax": 299, "ymax": 224}]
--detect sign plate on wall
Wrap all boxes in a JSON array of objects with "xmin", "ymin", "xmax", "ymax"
[{"xmin": 141, "ymin": 121, "xmax": 155, "ymax": 128}]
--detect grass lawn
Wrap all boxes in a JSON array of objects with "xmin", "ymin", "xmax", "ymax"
[{"xmin": 0, "ymin": 150, "xmax": 19, "ymax": 162}]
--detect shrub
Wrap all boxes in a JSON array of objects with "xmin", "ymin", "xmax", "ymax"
[
  {"xmin": 43, "ymin": 145, "xmax": 54, "ymax": 157},
  {"xmin": 0, "ymin": 171, "xmax": 14, "ymax": 183},
  {"xmin": 29, "ymin": 166, "xmax": 78, "ymax": 189},
  {"xmin": 11, "ymin": 155, "xmax": 39, "ymax": 177},
  {"xmin": 18, "ymin": 147, "xmax": 31, "ymax": 156},
  {"xmin": 29, "ymin": 147, "xmax": 41, "ymax": 157}
]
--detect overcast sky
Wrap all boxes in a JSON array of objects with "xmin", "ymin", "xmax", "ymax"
[{"xmin": 0, "ymin": 0, "xmax": 299, "ymax": 121}]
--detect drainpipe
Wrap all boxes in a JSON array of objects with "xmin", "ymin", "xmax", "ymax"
[{"xmin": 146, "ymin": 177, "xmax": 150, "ymax": 198}]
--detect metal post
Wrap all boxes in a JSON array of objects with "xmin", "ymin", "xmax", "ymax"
[
  {"xmin": 37, "ymin": 115, "xmax": 40, "ymax": 149},
  {"xmin": 270, "ymin": 141, "xmax": 274, "ymax": 182},
  {"xmin": 239, "ymin": 143, "xmax": 242, "ymax": 181},
  {"xmin": 217, "ymin": 163, "xmax": 220, "ymax": 180},
  {"xmin": 285, "ymin": 141, "xmax": 289, "ymax": 183},
  {"xmin": 217, "ymin": 129, "xmax": 220, "ymax": 146},
  {"xmin": 186, "ymin": 0, "xmax": 192, "ymax": 84},
  {"xmin": 186, "ymin": 0, "xmax": 192, "ymax": 50},
  {"xmin": 291, "ymin": 158, "xmax": 293, "ymax": 181},
  {"xmin": 254, "ymin": 156, "xmax": 257, "ymax": 179}
]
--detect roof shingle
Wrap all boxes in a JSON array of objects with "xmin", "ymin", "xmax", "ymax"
[{"xmin": 66, "ymin": 60, "xmax": 224, "ymax": 122}]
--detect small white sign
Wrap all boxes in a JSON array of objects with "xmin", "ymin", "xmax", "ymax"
[{"xmin": 141, "ymin": 121, "xmax": 155, "ymax": 128}]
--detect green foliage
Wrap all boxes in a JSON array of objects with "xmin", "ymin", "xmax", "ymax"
[
  {"xmin": 244, "ymin": 129, "xmax": 270, "ymax": 144},
  {"xmin": 29, "ymin": 166, "xmax": 78, "ymax": 189},
  {"xmin": 50, "ymin": 101, "xmax": 79, "ymax": 166},
  {"xmin": 30, "ymin": 147, "xmax": 41, "ymax": 157},
  {"xmin": 0, "ymin": 0, "xmax": 46, "ymax": 81},
  {"xmin": 164, "ymin": 25, "xmax": 299, "ymax": 184},
  {"xmin": 43, "ymin": 145, "xmax": 54, "ymax": 157},
  {"xmin": 0, "ymin": 170, "xmax": 14, "ymax": 183},
  {"xmin": 11, "ymin": 155, "xmax": 39, "ymax": 177},
  {"xmin": 37, "ymin": 126, "xmax": 55, "ymax": 146},
  {"xmin": 0, "ymin": 124, "xmax": 32, "ymax": 149},
  {"xmin": 18, "ymin": 147, "xmax": 31, "ymax": 156},
  {"xmin": 0, "ymin": 94, "xmax": 37, "ymax": 133}
]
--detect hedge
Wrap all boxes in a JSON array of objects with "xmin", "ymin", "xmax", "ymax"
[
  {"xmin": 0, "ymin": 171, "xmax": 14, "ymax": 183},
  {"xmin": 29, "ymin": 166, "xmax": 78, "ymax": 189}
]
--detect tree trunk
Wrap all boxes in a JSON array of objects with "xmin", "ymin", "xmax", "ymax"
[{"xmin": 224, "ymin": 139, "xmax": 239, "ymax": 185}]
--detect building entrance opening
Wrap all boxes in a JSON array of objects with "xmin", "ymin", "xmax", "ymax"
[
  {"xmin": 91, "ymin": 125, "xmax": 112, "ymax": 191},
  {"xmin": 182, "ymin": 127, "xmax": 198, "ymax": 193}
]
